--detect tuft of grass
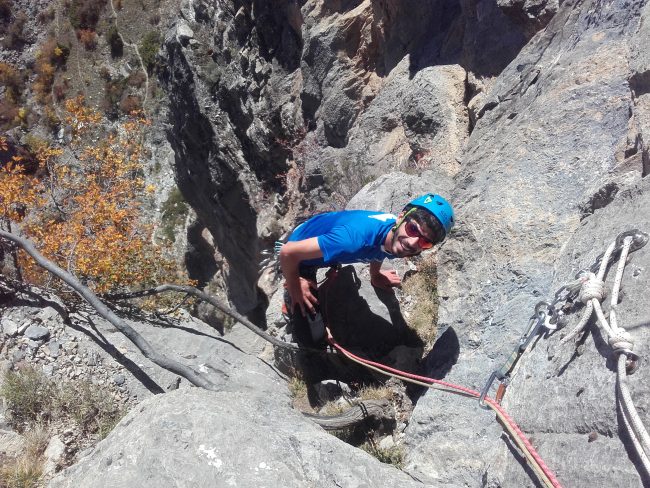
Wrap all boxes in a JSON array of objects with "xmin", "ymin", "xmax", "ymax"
[
  {"xmin": 357, "ymin": 385, "xmax": 392, "ymax": 402},
  {"xmin": 0, "ymin": 368, "xmax": 56, "ymax": 428},
  {"xmin": 361, "ymin": 441, "xmax": 405, "ymax": 468},
  {"xmin": 288, "ymin": 375, "xmax": 307, "ymax": 400},
  {"xmin": 1, "ymin": 367, "xmax": 124, "ymax": 439},
  {"xmin": 23, "ymin": 423, "xmax": 50, "ymax": 459},
  {"xmin": 54, "ymin": 379, "xmax": 125, "ymax": 439},
  {"xmin": 319, "ymin": 400, "xmax": 347, "ymax": 416},
  {"xmin": 401, "ymin": 254, "xmax": 438, "ymax": 346},
  {"xmin": 0, "ymin": 456, "xmax": 43, "ymax": 488}
]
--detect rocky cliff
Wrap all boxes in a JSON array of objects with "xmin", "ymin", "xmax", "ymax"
[{"xmin": 3, "ymin": 0, "xmax": 650, "ymax": 486}]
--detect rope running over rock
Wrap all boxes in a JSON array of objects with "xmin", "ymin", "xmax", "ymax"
[{"xmin": 560, "ymin": 234, "xmax": 650, "ymax": 478}]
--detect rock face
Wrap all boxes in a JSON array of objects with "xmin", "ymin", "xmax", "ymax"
[
  {"xmin": 405, "ymin": 0, "xmax": 650, "ymax": 486},
  {"xmin": 46, "ymin": 321, "xmax": 421, "ymax": 488},
  {"xmin": 4, "ymin": 0, "xmax": 649, "ymax": 487},
  {"xmin": 49, "ymin": 388, "xmax": 424, "ymax": 488},
  {"xmin": 157, "ymin": 0, "xmax": 542, "ymax": 313},
  {"xmin": 154, "ymin": 0, "xmax": 650, "ymax": 486}
]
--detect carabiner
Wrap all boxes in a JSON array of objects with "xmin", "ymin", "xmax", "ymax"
[{"xmin": 479, "ymin": 371, "xmax": 501, "ymax": 410}]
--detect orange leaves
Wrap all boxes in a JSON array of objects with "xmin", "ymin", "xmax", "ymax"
[
  {"xmin": 0, "ymin": 156, "xmax": 41, "ymax": 223},
  {"xmin": 2, "ymin": 100, "xmax": 175, "ymax": 294},
  {"xmin": 64, "ymin": 96, "xmax": 103, "ymax": 138}
]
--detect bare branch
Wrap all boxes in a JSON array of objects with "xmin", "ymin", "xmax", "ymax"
[
  {"xmin": 104, "ymin": 285, "xmax": 306, "ymax": 353},
  {"xmin": 302, "ymin": 399, "xmax": 395, "ymax": 430},
  {"xmin": 0, "ymin": 228, "xmax": 220, "ymax": 391}
]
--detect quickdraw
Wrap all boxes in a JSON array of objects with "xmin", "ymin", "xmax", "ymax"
[{"xmin": 479, "ymin": 229, "xmax": 648, "ymax": 410}]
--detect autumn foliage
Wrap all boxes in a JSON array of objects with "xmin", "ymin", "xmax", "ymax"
[{"xmin": 0, "ymin": 96, "xmax": 174, "ymax": 293}]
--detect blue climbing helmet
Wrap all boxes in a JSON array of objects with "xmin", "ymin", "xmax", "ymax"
[{"xmin": 407, "ymin": 194, "xmax": 455, "ymax": 236}]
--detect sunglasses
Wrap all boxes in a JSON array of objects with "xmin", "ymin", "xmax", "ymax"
[{"xmin": 404, "ymin": 221, "xmax": 434, "ymax": 249}]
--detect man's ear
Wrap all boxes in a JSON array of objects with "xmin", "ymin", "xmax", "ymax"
[{"xmin": 392, "ymin": 212, "xmax": 404, "ymax": 232}]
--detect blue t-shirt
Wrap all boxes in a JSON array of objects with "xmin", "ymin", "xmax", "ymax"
[{"xmin": 287, "ymin": 210, "xmax": 397, "ymax": 267}]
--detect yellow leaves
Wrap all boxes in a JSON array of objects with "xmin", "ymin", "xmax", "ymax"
[
  {"xmin": 54, "ymin": 46, "xmax": 63, "ymax": 57},
  {"xmin": 7, "ymin": 97, "xmax": 176, "ymax": 294},
  {"xmin": 0, "ymin": 160, "xmax": 41, "ymax": 223},
  {"xmin": 64, "ymin": 96, "xmax": 102, "ymax": 138},
  {"xmin": 145, "ymin": 184, "xmax": 156, "ymax": 194}
]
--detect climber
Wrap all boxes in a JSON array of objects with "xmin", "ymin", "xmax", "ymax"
[{"xmin": 279, "ymin": 193, "xmax": 454, "ymax": 345}]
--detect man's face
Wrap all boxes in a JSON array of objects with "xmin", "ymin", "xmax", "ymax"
[{"xmin": 388, "ymin": 217, "xmax": 435, "ymax": 257}]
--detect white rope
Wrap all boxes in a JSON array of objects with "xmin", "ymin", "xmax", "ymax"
[
  {"xmin": 617, "ymin": 355, "xmax": 650, "ymax": 475},
  {"xmin": 559, "ymin": 240, "xmax": 615, "ymax": 345},
  {"xmin": 558, "ymin": 233, "xmax": 650, "ymax": 479},
  {"xmin": 560, "ymin": 301, "xmax": 593, "ymax": 345},
  {"xmin": 578, "ymin": 273, "xmax": 606, "ymax": 303}
]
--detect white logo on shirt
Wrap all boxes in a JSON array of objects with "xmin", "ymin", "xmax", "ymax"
[{"xmin": 368, "ymin": 213, "xmax": 396, "ymax": 222}]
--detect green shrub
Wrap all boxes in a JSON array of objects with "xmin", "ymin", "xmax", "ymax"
[
  {"xmin": 69, "ymin": 0, "xmax": 107, "ymax": 30},
  {"xmin": 106, "ymin": 25, "xmax": 123, "ymax": 58},
  {"xmin": 160, "ymin": 187, "xmax": 189, "ymax": 242},
  {"xmin": 0, "ymin": 0, "xmax": 11, "ymax": 21},
  {"xmin": 139, "ymin": 31, "xmax": 161, "ymax": 73}
]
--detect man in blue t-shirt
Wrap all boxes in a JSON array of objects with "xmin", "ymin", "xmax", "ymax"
[{"xmin": 279, "ymin": 194, "xmax": 454, "ymax": 344}]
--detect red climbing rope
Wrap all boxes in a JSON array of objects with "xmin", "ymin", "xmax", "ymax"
[{"xmin": 325, "ymin": 332, "xmax": 563, "ymax": 488}]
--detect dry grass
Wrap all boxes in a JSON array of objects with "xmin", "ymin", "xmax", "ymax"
[
  {"xmin": 360, "ymin": 441, "xmax": 405, "ymax": 468},
  {"xmin": 1, "ymin": 366, "xmax": 124, "ymax": 439},
  {"xmin": 401, "ymin": 254, "xmax": 439, "ymax": 346},
  {"xmin": 0, "ymin": 455, "xmax": 43, "ymax": 488},
  {"xmin": 357, "ymin": 385, "xmax": 392, "ymax": 402},
  {"xmin": 318, "ymin": 399, "xmax": 348, "ymax": 416}
]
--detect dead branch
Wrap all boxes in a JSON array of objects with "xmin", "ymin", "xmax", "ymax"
[
  {"xmin": 0, "ymin": 229, "xmax": 220, "ymax": 391},
  {"xmin": 104, "ymin": 285, "xmax": 305, "ymax": 353},
  {"xmin": 302, "ymin": 399, "xmax": 395, "ymax": 430}
]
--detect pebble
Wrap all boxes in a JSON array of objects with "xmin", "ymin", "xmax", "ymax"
[
  {"xmin": 113, "ymin": 374, "xmax": 126, "ymax": 386},
  {"xmin": 25, "ymin": 325, "xmax": 50, "ymax": 341},
  {"xmin": 1, "ymin": 318, "xmax": 19, "ymax": 337},
  {"xmin": 49, "ymin": 341, "xmax": 61, "ymax": 358}
]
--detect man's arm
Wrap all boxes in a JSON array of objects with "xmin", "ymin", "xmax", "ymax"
[
  {"xmin": 279, "ymin": 237, "xmax": 323, "ymax": 316},
  {"xmin": 369, "ymin": 260, "xmax": 401, "ymax": 290}
]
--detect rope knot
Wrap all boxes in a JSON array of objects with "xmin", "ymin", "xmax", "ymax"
[
  {"xmin": 578, "ymin": 273, "xmax": 606, "ymax": 304},
  {"xmin": 608, "ymin": 329, "xmax": 634, "ymax": 355}
]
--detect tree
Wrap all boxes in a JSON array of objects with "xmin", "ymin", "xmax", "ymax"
[{"xmin": 0, "ymin": 96, "xmax": 174, "ymax": 294}]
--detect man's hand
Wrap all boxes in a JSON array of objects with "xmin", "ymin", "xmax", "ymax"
[
  {"xmin": 279, "ymin": 237, "xmax": 324, "ymax": 317},
  {"xmin": 370, "ymin": 269, "xmax": 401, "ymax": 290},
  {"xmin": 287, "ymin": 276, "xmax": 318, "ymax": 317}
]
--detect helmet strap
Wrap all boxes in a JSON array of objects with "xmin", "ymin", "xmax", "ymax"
[{"xmin": 392, "ymin": 207, "xmax": 416, "ymax": 232}]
